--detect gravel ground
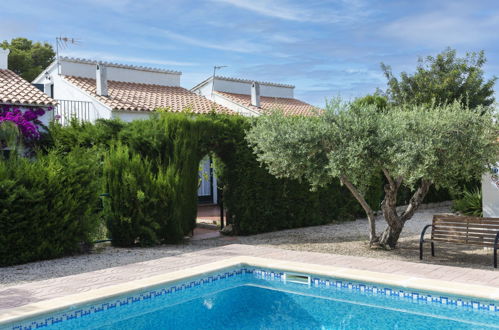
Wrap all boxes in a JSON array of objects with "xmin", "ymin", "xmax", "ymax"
[{"xmin": 1, "ymin": 204, "xmax": 495, "ymax": 287}]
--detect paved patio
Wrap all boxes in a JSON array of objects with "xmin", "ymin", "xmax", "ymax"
[
  {"xmin": 1, "ymin": 244, "xmax": 498, "ymax": 314},
  {"xmin": 196, "ymin": 204, "xmax": 222, "ymax": 225}
]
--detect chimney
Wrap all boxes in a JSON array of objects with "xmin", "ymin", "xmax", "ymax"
[
  {"xmin": 96, "ymin": 63, "xmax": 108, "ymax": 96},
  {"xmin": 0, "ymin": 48, "xmax": 10, "ymax": 70},
  {"xmin": 251, "ymin": 81, "xmax": 260, "ymax": 107}
]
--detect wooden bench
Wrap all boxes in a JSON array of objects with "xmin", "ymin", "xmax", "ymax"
[{"xmin": 420, "ymin": 214, "xmax": 499, "ymax": 268}]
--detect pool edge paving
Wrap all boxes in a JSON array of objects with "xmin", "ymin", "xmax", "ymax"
[{"xmin": 1, "ymin": 251, "xmax": 499, "ymax": 326}]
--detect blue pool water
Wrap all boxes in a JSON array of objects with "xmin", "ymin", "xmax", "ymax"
[{"xmin": 4, "ymin": 266, "xmax": 499, "ymax": 330}]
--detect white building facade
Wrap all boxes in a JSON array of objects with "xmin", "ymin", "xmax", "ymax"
[
  {"xmin": 33, "ymin": 57, "xmax": 232, "ymax": 204},
  {"xmin": 32, "ymin": 57, "xmax": 182, "ymax": 123},
  {"xmin": 191, "ymin": 76, "xmax": 317, "ymax": 117},
  {"xmin": 482, "ymin": 166, "xmax": 499, "ymax": 217}
]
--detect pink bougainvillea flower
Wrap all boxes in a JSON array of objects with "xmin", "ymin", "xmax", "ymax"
[{"xmin": 0, "ymin": 105, "xmax": 53, "ymax": 141}]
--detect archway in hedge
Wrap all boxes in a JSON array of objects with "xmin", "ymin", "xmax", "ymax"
[
  {"xmin": 194, "ymin": 153, "xmax": 224, "ymax": 235},
  {"xmin": 104, "ymin": 112, "xmax": 363, "ymax": 247},
  {"xmin": 104, "ymin": 113, "xmax": 239, "ymax": 245}
]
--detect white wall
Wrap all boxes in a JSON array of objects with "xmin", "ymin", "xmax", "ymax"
[
  {"xmin": 482, "ymin": 166, "xmax": 499, "ymax": 217},
  {"xmin": 51, "ymin": 74, "xmax": 112, "ymax": 123},
  {"xmin": 212, "ymin": 93, "xmax": 258, "ymax": 116},
  {"xmin": 0, "ymin": 48, "xmax": 9, "ymax": 69},
  {"xmin": 112, "ymin": 111, "xmax": 152, "ymax": 122},
  {"xmin": 213, "ymin": 78, "xmax": 294, "ymax": 98},
  {"xmin": 37, "ymin": 106, "xmax": 54, "ymax": 126},
  {"xmin": 193, "ymin": 79, "xmax": 265, "ymax": 116},
  {"xmin": 196, "ymin": 81, "xmax": 214, "ymax": 99},
  {"xmin": 59, "ymin": 59, "xmax": 181, "ymax": 86}
]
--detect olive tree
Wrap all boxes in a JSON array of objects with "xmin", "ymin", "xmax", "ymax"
[{"xmin": 246, "ymin": 101, "xmax": 498, "ymax": 248}]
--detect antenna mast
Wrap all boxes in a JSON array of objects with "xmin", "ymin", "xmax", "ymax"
[
  {"xmin": 55, "ymin": 36, "xmax": 79, "ymax": 74},
  {"xmin": 212, "ymin": 65, "xmax": 227, "ymax": 97}
]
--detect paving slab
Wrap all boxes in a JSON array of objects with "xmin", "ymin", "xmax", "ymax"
[{"xmin": 0, "ymin": 244, "xmax": 498, "ymax": 313}]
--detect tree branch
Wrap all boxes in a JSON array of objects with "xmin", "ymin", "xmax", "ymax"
[
  {"xmin": 382, "ymin": 168, "xmax": 402, "ymax": 190},
  {"xmin": 395, "ymin": 176, "xmax": 403, "ymax": 189},
  {"xmin": 382, "ymin": 168, "xmax": 395, "ymax": 188},
  {"xmin": 400, "ymin": 179, "xmax": 432, "ymax": 222},
  {"xmin": 340, "ymin": 175, "xmax": 378, "ymax": 244}
]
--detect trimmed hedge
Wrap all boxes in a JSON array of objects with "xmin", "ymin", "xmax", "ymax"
[
  {"xmin": 42, "ymin": 114, "xmax": 385, "ymax": 243},
  {"xmin": 105, "ymin": 114, "xmax": 210, "ymax": 245},
  {"xmin": 0, "ymin": 149, "xmax": 101, "ymax": 266},
  {"xmin": 34, "ymin": 113, "xmax": 449, "ymax": 249},
  {"xmin": 0, "ymin": 112, "xmax": 462, "ymax": 265},
  {"xmin": 45, "ymin": 118, "xmax": 125, "ymax": 152},
  {"xmin": 210, "ymin": 115, "xmax": 383, "ymax": 234}
]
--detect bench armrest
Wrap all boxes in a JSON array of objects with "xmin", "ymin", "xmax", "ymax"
[{"xmin": 420, "ymin": 224, "xmax": 433, "ymax": 244}]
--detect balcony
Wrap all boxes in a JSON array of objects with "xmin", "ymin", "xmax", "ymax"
[{"xmin": 54, "ymin": 99, "xmax": 93, "ymax": 125}]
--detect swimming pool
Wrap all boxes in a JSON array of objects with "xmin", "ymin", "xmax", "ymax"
[{"xmin": 2, "ymin": 264, "xmax": 499, "ymax": 329}]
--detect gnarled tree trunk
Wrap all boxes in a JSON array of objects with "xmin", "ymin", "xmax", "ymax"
[
  {"xmin": 378, "ymin": 171, "xmax": 432, "ymax": 249},
  {"xmin": 378, "ymin": 172, "xmax": 403, "ymax": 248}
]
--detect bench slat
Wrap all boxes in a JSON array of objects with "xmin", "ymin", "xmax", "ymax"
[
  {"xmin": 433, "ymin": 233, "xmax": 495, "ymax": 242},
  {"xmin": 433, "ymin": 228, "xmax": 499, "ymax": 237},
  {"xmin": 434, "ymin": 218, "xmax": 499, "ymax": 225},
  {"xmin": 431, "ymin": 237, "xmax": 492, "ymax": 246},
  {"xmin": 434, "ymin": 226, "xmax": 499, "ymax": 232},
  {"xmin": 430, "ymin": 214, "xmax": 499, "ymax": 248},
  {"xmin": 434, "ymin": 219, "xmax": 499, "ymax": 225},
  {"xmin": 433, "ymin": 233, "xmax": 497, "ymax": 242},
  {"xmin": 434, "ymin": 215, "xmax": 499, "ymax": 221}
]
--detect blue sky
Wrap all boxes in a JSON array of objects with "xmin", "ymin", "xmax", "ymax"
[{"xmin": 1, "ymin": 0, "xmax": 498, "ymax": 106}]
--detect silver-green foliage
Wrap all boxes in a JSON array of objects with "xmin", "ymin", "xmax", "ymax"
[{"xmin": 247, "ymin": 101, "xmax": 498, "ymax": 246}]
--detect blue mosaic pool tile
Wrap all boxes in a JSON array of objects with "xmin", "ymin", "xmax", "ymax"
[
  {"xmin": 252, "ymin": 269, "xmax": 499, "ymax": 313},
  {"xmin": 8, "ymin": 266, "xmax": 498, "ymax": 329}
]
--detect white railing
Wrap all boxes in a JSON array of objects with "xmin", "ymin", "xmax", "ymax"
[{"xmin": 54, "ymin": 99, "xmax": 92, "ymax": 125}]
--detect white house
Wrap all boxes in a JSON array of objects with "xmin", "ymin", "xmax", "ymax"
[
  {"xmin": 34, "ymin": 57, "xmax": 235, "ymax": 204},
  {"xmin": 33, "ymin": 57, "xmax": 233, "ymax": 124},
  {"xmin": 0, "ymin": 49, "xmax": 56, "ymax": 127},
  {"xmin": 191, "ymin": 76, "xmax": 318, "ymax": 116}
]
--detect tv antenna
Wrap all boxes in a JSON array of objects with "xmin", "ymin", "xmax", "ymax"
[
  {"xmin": 56, "ymin": 36, "xmax": 79, "ymax": 59},
  {"xmin": 55, "ymin": 36, "xmax": 79, "ymax": 74},
  {"xmin": 212, "ymin": 65, "xmax": 228, "ymax": 96}
]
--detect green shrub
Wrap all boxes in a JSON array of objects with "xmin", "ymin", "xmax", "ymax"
[
  {"xmin": 46, "ymin": 118, "xmax": 125, "ymax": 152},
  {"xmin": 0, "ymin": 148, "xmax": 101, "ymax": 266},
  {"xmin": 42, "ymin": 113, "xmax": 423, "ymax": 244},
  {"xmin": 209, "ymin": 115, "xmax": 384, "ymax": 234},
  {"xmin": 106, "ymin": 113, "xmax": 209, "ymax": 245},
  {"xmin": 103, "ymin": 143, "xmax": 170, "ymax": 246},
  {"xmin": 452, "ymin": 187, "xmax": 482, "ymax": 217}
]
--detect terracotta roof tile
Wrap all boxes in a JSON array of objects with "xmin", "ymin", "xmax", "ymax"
[
  {"xmin": 0, "ymin": 69, "xmax": 56, "ymax": 107},
  {"xmin": 215, "ymin": 91, "xmax": 320, "ymax": 116},
  {"xmin": 64, "ymin": 76, "xmax": 234, "ymax": 114}
]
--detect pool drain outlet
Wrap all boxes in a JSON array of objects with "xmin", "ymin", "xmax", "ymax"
[{"xmin": 284, "ymin": 272, "xmax": 311, "ymax": 285}]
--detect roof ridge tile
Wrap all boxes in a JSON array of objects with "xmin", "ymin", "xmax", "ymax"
[
  {"xmin": 59, "ymin": 57, "xmax": 182, "ymax": 75},
  {"xmin": 214, "ymin": 75, "xmax": 295, "ymax": 88}
]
